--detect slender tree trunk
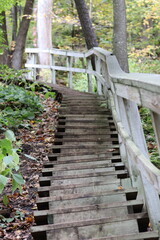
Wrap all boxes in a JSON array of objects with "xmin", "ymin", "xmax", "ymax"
[
  {"xmin": 11, "ymin": 0, "xmax": 35, "ymax": 69},
  {"xmin": 113, "ymin": 0, "xmax": 129, "ymax": 72},
  {"xmin": 74, "ymin": 0, "xmax": 98, "ymax": 50},
  {"xmin": 12, "ymin": 4, "xmax": 18, "ymax": 41},
  {"xmin": 37, "ymin": 0, "xmax": 53, "ymax": 65},
  {"xmin": 0, "ymin": 11, "xmax": 10, "ymax": 65},
  {"xmin": 113, "ymin": 0, "xmax": 148, "ymax": 161}
]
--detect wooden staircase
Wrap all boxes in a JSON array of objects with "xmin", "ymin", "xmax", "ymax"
[{"xmin": 31, "ymin": 87, "xmax": 159, "ymax": 240}]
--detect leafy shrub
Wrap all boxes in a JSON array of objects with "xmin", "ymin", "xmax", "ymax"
[
  {"xmin": 0, "ymin": 85, "xmax": 44, "ymax": 129},
  {"xmin": 0, "ymin": 65, "xmax": 28, "ymax": 86},
  {"xmin": 0, "ymin": 130, "xmax": 25, "ymax": 205}
]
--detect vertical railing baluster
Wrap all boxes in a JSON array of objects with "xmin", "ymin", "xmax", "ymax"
[
  {"xmin": 151, "ymin": 111, "xmax": 160, "ymax": 154},
  {"xmin": 87, "ymin": 57, "xmax": 93, "ymax": 93},
  {"xmin": 26, "ymin": 53, "xmax": 37, "ymax": 80},
  {"xmin": 51, "ymin": 53, "xmax": 56, "ymax": 84},
  {"xmin": 67, "ymin": 56, "xmax": 73, "ymax": 89},
  {"xmin": 95, "ymin": 56, "xmax": 102, "ymax": 95}
]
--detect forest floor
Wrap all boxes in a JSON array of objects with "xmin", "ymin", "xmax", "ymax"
[{"xmin": 0, "ymin": 94, "xmax": 60, "ymax": 240}]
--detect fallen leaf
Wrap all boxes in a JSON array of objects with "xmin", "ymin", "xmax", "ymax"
[{"xmin": 107, "ymin": 149, "xmax": 116, "ymax": 152}]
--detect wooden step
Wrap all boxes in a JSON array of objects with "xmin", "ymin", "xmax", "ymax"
[
  {"xmin": 43, "ymin": 166, "xmax": 116, "ymax": 176},
  {"xmin": 34, "ymin": 199, "xmax": 144, "ymax": 221},
  {"xmin": 48, "ymin": 154, "xmax": 121, "ymax": 162},
  {"xmin": 54, "ymin": 136, "xmax": 118, "ymax": 143},
  {"xmin": 52, "ymin": 144, "xmax": 119, "ymax": 149},
  {"xmin": 55, "ymin": 131, "xmax": 118, "ymax": 137},
  {"xmin": 39, "ymin": 174, "xmax": 125, "ymax": 189},
  {"xmin": 85, "ymin": 232, "xmax": 159, "ymax": 240},
  {"xmin": 40, "ymin": 169, "xmax": 127, "ymax": 181},
  {"xmin": 39, "ymin": 182, "xmax": 121, "ymax": 197},
  {"xmin": 36, "ymin": 188, "xmax": 137, "ymax": 210},
  {"xmin": 32, "ymin": 213, "xmax": 148, "ymax": 240},
  {"xmin": 38, "ymin": 178, "xmax": 121, "ymax": 195},
  {"xmin": 43, "ymin": 162, "xmax": 124, "ymax": 171},
  {"xmin": 57, "ymin": 124, "xmax": 111, "ymax": 128},
  {"xmin": 54, "ymin": 138, "xmax": 118, "ymax": 144},
  {"xmin": 51, "ymin": 149, "xmax": 120, "ymax": 157}
]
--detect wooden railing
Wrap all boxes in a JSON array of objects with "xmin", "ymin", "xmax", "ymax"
[{"xmin": 25, "ymin": 47, "xmax": 160, "ymax": 231}]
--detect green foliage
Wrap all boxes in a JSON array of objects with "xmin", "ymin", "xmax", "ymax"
[
  {"xmin": 0, "ymin": 209, "xmax": 25, "ymax": 228},
  {"xmin": 127, "ymin": 0, "xmax": 160, "ymax": 57},
  {"xmin": 0, "ymin": 130, "xmax": 25, "ymax": 205},
  {"xmin": 72, "ymin": 73, "xmax": 88, "ymax": 92},
  {"xmin": 44, "ymin": 91, "xmax": 56, "ymax": 99},
  {"xmin": 0, "ymin": 84, "xmax": 43, "ymax": 129},
  {"xmin": 0, "ymin": 0, "xmax": 16, "ymax": 13},
  {"xmin": 0, "ymin": 65, "xmax": 29, "ymax": 86},
  {"xmin": 139, "ymin": 108, "xmax": 160, "ymax": 168},
  {"xmin": 129, "ymin": 57, "xmax": 160, "ymax": 74}
]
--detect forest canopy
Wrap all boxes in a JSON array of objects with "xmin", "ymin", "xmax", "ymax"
[{"xmin": 0, "ymin": 0, "xmax": 159, "ymax": 72}]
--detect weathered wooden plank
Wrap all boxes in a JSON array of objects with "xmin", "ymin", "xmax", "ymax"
[
  {"xmin": 31, "ymin": 213, "xmax": 147, "ymax": 232},
  {"xmin": 42, "ymin": 162, "xmax": 124, "ymax": 172},
  {"xmin": 86, "ymin": 231, "xmax": 159, "ymax": 240},
  {"xmin": 34, "ymin": 199, "xmax": 143, "ymax": 216},
  {"xmin": 49, "ymin": 154, "xmax": 119, "ymax": 163},
  {"xmin": 38, "ymin": 178, "xmax": 121, "ymax": 192},
  {"xmin": 37, "ymin": 188, "xmax": 136, "ymax": 203}
]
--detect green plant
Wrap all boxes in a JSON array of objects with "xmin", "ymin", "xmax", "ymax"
[
  {"xmin": 0, "ymin": 84, "xmax": 43, "ymax": 129},
  {"xmin": 139, "ymin": 107, "xmax": 160, "ymax": 168},
  {"xmin": 0, "ymin": 130, "xmax": 25, "ymax": 205},
  {"xmin": 0, "ymin": 65, "xmax": 29, "ymax": 87},
  {"xmin": 0, "ymin": 210, "xmax": 25, "ymax": 228}
]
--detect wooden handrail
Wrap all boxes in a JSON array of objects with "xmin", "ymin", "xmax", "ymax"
[{"xmin": 25, "ymin": 47, "xmax": 160, "ymax": 230}]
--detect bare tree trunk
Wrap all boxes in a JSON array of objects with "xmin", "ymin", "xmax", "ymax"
[
  {"xmin": 0, "ymin": 11, "xmax": 10, "ymax": 65},
  {"xmin": 113, "ymin": 0, "xmax": 148, "ymax": 162},
  {"xmin": 74, "ymin": 0, "xmax": 98, "ymax": 50},
  {"xmin": 11, "ymin": 0, "xmax": 35, "ymax": 69},
  {"xmin": 113, "ymin": 0, "xmax": 129, "ymax": 72},
  {"xmin": 11, "ymin": 4, "xmax": 18, "ymax": 41},
  {"xmin": 37, "ymin": 0, "xmax": 53, "ymax": 65}
]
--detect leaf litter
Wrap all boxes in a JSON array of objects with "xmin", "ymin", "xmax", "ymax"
[{"xmin": 0, "ymin": 93, "xmax": 60, "ymax": 240}]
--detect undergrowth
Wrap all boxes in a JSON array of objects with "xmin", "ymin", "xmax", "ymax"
[
  {"xmin": 139, "ymin": 107, "xmax": 160, "ymax": 168},
  {"xmin": 0, "ymin": 84, "xmax": 44, "ymax": 130}
]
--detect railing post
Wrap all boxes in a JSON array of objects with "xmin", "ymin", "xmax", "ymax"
[
  {"xmin": 112, "ymin": 92, "xmax": 149, "ymax": 186},
  {"xmin": 95, "ymin": 56, "xmax": 102, "ymax": 95},
  {"xmin": 26, "ymin": 53, "xmax": 37, "ymax": 80},
  {"xmin": 101, "ymin": 61, "xmax": 109, "ymax": 97},
  {"xmin": 151, "ymin": 111, "xmax": 160, "ymax": 155},
  {"xmin": 50, "ymin": 53, "xmax": 56, "ymax": 84},
  {"xmin": 87, "ymin": 58, "xmax": 93, "ymax": 93},
  {"xmin": 67, "ymin": 56, "xmax": 73, "ymax": 89}
]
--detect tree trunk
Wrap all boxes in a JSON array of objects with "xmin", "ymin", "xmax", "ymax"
[
  {"xmin": 113, "ymin": 0, "xmax": 129, "ymax": 72},
  {"xmin": 11, "ymin": 0, "xmax": 35, "ymax": 69},
  {"xmin": 0, "ymin": 11, "xmax": 10, "ymax": 65},
  {"xmin": 11, "ymin": 4, "xmax": 18, "ymax": 42},
  {"xmin": 37, "ymin": 0, "xmax": 53, "ymax": 65},
  {"xmin": 74, "ymin": 0, "xmax": 98, "ymax": 50},
  {"xmin": 112, "ymin": 0, "xmax": 148, "ymax": 162}
]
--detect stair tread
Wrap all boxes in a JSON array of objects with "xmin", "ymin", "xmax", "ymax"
[
  {"xmin": 34, "ymin": 199, "xmax": 143, "ymax": 216},
  {"xmin": 48, "ymin": 154, "xmax": 121, "ymax": 163},
  {"xmin": 37, "ymin": 187, "xmax": 137, "ymax": 203},
  {"xmin": 85, "ymin": 231, "xmax": 159, "ymax": 240},
  {"xmin": 42, "ymin": 162, "xmax": 124, "ymax": 171},
  {"xmin": 40, "ymin": 169, "xmax": 127, "ymax": 181},
  {"xmin": 32, "ymin": 213, "xmax": 146, "ymax": 232},
  {"xmin": 39, "ymin": 178, "xmax": 121, "ymax": 191}
]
